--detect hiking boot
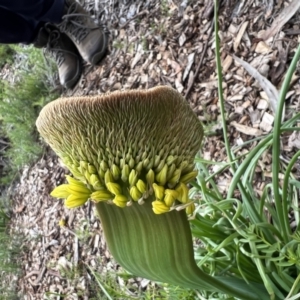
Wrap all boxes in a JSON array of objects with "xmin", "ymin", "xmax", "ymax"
[
  {"xmin": 57, "ymin": 0, "xmax": 108, "ymax": 65},
  {"xmin": 34, "ymin": 24, "xmax": 82, "ymax": 89}
]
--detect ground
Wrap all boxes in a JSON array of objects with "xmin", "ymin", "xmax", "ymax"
[{"xmin": 7, "ymin": 0, "xmax": 300, "ymax": 299}]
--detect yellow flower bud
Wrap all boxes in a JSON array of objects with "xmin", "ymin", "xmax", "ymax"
[
  {"xmin": 164, "ymin": 189, "xmax": 178, "ymax": 207},
  {"xmin": 154, "ymin": 155, "xmax": 160, "ymax": 168},
  {"xmin": 175, "ymin": 183, "xmax": 189, "ymax": 204},
  {"xmin": 99, "ymin": 169, "xmax": 105, "ymax": 179},
  {"xmin": 179, "ymin": 160, "xmax": 189, "ymax": 171},
  {"xmin": 88, "ymin": 164, "xmax": 97, "ymax": 174},
  {"xmin": 70, "ymin": 168, "xmax": 85, "ymax": 182},
  {"xmin": 129, "ymin": 186, "xmax": 142, "ymax": 201},
  {"xmin": 104, "ymin": 170, "xmax": 114, "ymax": 184},
  {"xmin": 121, "ymin": 164, "xmax": 130, "ymax": 182},
  {"xmin": 152, "ymin": 200, "xmax": 170, "ymax": 214},
  {"xmin": 80, "ymin": 160, "xmax": 88, "ymax": 170},
  {"xmin": 89, "ymin": 174, "xmax": 101, "ymax": 188},
  {"xmin": 186, "ymin": 202, "xmax": 195, "ymax": 215},
  {"xmin": 143, "ymin": 157, "xmax": 150, "ymax": 168},
  {"xmin": 119, "ymin": 158, "xmax": 125, "ymax": 169},
  {"xmin": 129, "ymin": 157, "xmax": 135, "ymax": 169},
  {"xmin": 79, "ymin": 160, "xmax": 89, "ymax": 170},
  {"xmin": 84, "ymin": 170, "xmax": 91, "ymax": 182},
  {"xmin": 65, "ymin": 175, "xmax": 81, "ymax": 185},
  {"xmin": 153, "ymin": 183, "xmax": 164, "ymax": 200},
  {"xmin": 166, "ymin": 155, "xmax": 175, "ymax": 165},
  {"xmin": 106, "ymin": 182, "xmax": 122, "ymax": 195},
  {"xmin": 100, "ymin": 160, "xmax": 108, "ymax": 171},
  {"xmin": 159, "ymin": 148, "xmax": 164, "ymax": 157},
  {"xmin": 183, "ymin": 163, "xmax": 195, "ymax": 173},
  {"xmin": 155, "ymin": 159, "xmax": 165, "ymax": 172},
  {"xmin": 111, "ymin": 164, "xmax": 120, "ymax": 180},
  {"xmin": 113, "ymin": 195, "xmax": 128, "ymax": 207},
  {"xmin": 142, "ymin": 151, "xmax": 148, "ymax": 160},
  {"xmin": 65, "ymin": 194, "xmax": 89, "ymax": 208},
  {"xmin": 156, "ymin": 164, "xmax": 168, "ymax": 185},
  {"xmin": 180, "ymin": 170, "xmax": 198, "ymax": 184},
  {"xmin": 168, "ymin": 168, "xmax": 181, "ymax": 183},
  {"xmin": 136, "ymin": 179, "xmax": 146, "ymax": 194},
  {"xmin": 77, "ymin": 165, "xmax": 84, "ymax": 175},
  {"xmin": 64, "ymin": 176, "xmax": 91, "ymax": 195},
  {"xmin": 166, "ymin": 163, "xmax": 176, "ymax": 180},
  {"xmin": 146, "ymin": 169, "xmax": 155, "ymax": 185},
  {"xmin": 51, "ymin": 184, "xmax": 71, "ymax": 199},
  {"xmin": 91, "ymin": 190, "xmax": 113, "ymax": 202},
  {"xmin": 136, "ymin": 161, "xmax": 143, "ymax": 173},
  {"xmin": 129, "ymin": 169, "xmax": 138, "ymax": 186}
]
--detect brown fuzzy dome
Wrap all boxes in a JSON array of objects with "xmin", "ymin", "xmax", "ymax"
[{"xmin": 36, "ymin": 86, "xmax": 203, "ymax": 185}]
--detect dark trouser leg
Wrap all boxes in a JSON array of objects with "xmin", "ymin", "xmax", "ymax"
[
  {"xmin": 0, "ymin": 0, "xmax": 64, "ymax": 23},
  {"xmin": 0, "ymin": 8, "xmax": 40, "ymax": 44},
  {"xmin": 0, "ymin": 0, "xmax": 64, "ymax": 44}
]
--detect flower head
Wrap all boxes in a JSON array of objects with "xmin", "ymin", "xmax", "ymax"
[{"xmin": 36, "ymin": 86, "xmax": 203, "ymax": 214}]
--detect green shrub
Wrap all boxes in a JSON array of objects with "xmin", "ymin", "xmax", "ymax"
[
  {"xmin": 0, "ymin": 45, "xmax": 15, "ymax": 67},
  {"xmin": 0, "ymin": 45, "xmax": 58, "ymax": 184}
]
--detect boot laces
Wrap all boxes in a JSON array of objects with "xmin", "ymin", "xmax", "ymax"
[
  {"xmin": 45, "ymin": 31, "xmax": 65, "ymax": 67},
  {"xmin": 60, "ymin": 2, "xmax": 100, "ymax": 43},
  {"xmin": 44, "ymin": 29, "xmax": 77, "ymax": 67}
]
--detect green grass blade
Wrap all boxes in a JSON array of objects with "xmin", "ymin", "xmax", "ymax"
[{"xmin": 272, "ymin": 43, "xmax": 300, "ymax": 243}]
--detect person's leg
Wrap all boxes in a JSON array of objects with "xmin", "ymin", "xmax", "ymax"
[
  {"xmin": 0, "ymin": 7, "xmax": 41, "ymax": 44},
  {"xmin": 0, "ymin": 0, "xmax": 108, "ymax": 88},
  {"xmin": 0, "ymin": 0, "xmax": 64, "ymax": 23},
  {"xmin": 0, "ymin": 0, "xmax": 108, "ymax": 65},
  {"xmin": 0, "ymin": 0, "xmax": 64, "ymax": 44}
]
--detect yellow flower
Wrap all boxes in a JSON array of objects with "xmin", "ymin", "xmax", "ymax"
[
  {"xmin": 51, "ymin": 184, "xmax": 71, "ymax": 199},
  {"xmin": 58, "ymin": 219, "xmax": 66, "ymax": 227},
  {"xmin": 65, "ymin": 194, "xmax": 89, "ymax": 208},
  {"xmin": 164, "ymin": 189, "xmax": 178, "ymax": 207},
  {"xmin": 50, "ymin": 176, "xmax": 91, "ymax": 209},
  {"xmin": 152, "ymin": 183, "xmax": 165, "ymax": 200},
  {"xmin": 113, "ymin": 195, "xmax": 128, "ymax": 207},
  {"xmin": 152, "ymin": 200, "xmax": 170, "ymax": 214},
  {"xmin": 91, "ymin": 190, "xmax": 113, "ymax": 202}
]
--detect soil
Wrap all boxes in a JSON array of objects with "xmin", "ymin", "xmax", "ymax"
[{"xmin": 5, "ymin": 0, "xmax": 300, "ymax": 299}]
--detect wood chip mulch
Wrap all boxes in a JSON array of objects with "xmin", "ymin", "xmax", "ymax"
[{"xmin": 4, "ymin": 0, "xmax": 300, "ymax": 298}]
